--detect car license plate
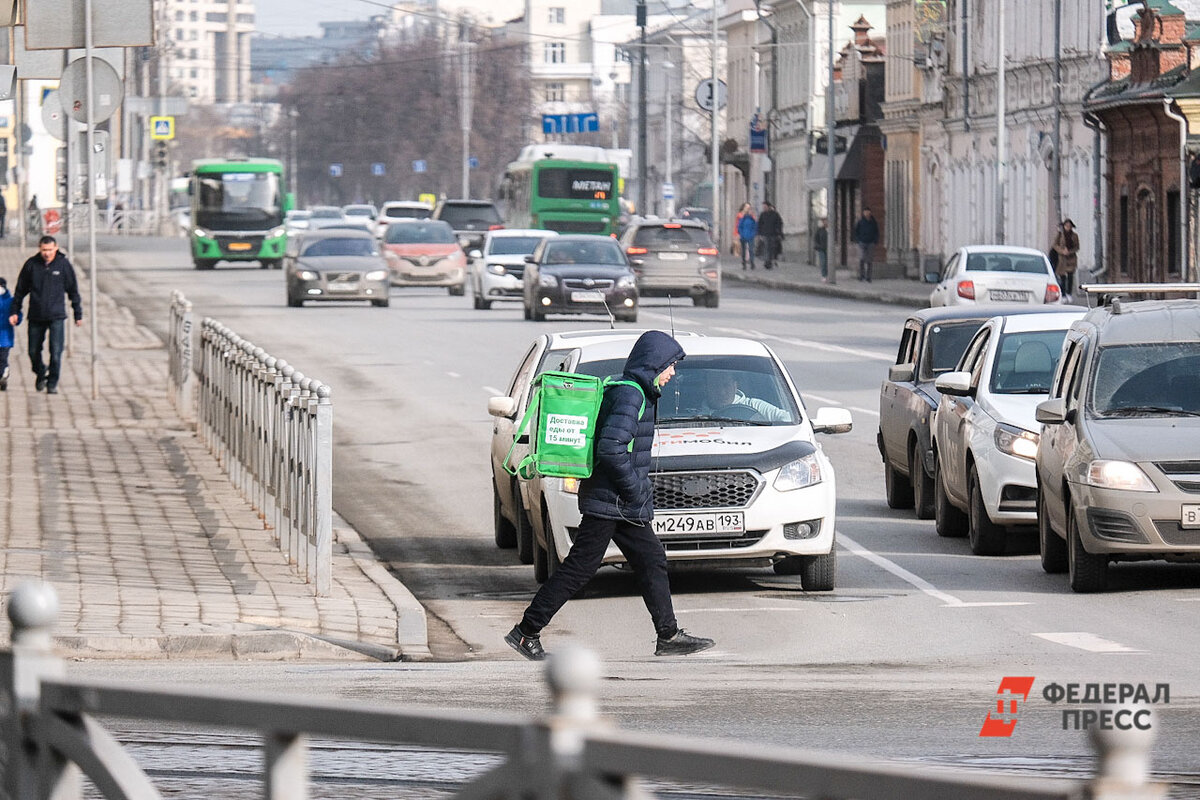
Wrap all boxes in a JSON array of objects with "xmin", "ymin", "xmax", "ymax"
[
  {"xmin": 658, "ymin": 252, "xmax": 687, "ymax": 260},
  {"xmin": 228, "ymin": 242, "xmax": 252, "ymax": 251},
  {"xmin": 653, "ymin": 512, "xmax": 744, "ymax": 537},
  {"xmin": 989, "ymin": 290, "xmax": 1027, "ymax": 302},
  {"xmin": 571, "ymin": 290, "xmax": 605, "ymax": 302},
  {"xmin": 327, "ymin": 281, "xmax": 356, "ymax": 292},
  {"xmin": 1183, "ymin": 505, "xmax": 1200, "ymax": 529}
]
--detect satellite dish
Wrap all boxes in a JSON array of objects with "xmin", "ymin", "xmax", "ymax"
[{"xmin": 58, "ymin": 57, "xmax": 124, "ymax": 124}]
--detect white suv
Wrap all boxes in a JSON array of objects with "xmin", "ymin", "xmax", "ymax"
[
  {"xmin": 488, "ymin": 332, "xmax": 853, "ymax": 590},
  {"xmin": 469, "ymin": 229, "xmax": 557, "ymax": 310},
  {"xmin": 931, "ymin": 311, "xmax": 1084, "ymax": 554}
]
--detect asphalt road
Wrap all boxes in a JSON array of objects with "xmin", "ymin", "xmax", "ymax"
[{"xmin": 81, "ymin": 236, "xmax": 1200, "ymax": 791}]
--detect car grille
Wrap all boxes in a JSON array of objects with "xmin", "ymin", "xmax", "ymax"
[
  {"xmin": 662, "ymin": 531, "xmax": 767, "ymax": 551},
  {"xmin": 1086, "ymin": 509, "xmax": 1147, "ymax": 543},
  {"xmin": 652, "ymin": 470, "xmax": 761, "ymax": 510},
  {"xmin": 1154, "ymin": 521, "xmax": 1200, "ymax": 547},
  {"xmin": 325, "ymin": 272, "xmax": 361, "ymax": 283},
  {"xmin": 216, "ymin": 235, "xmax": 263, "ymax": 254},
  {"xmin": 401, "ymin": 255, "xmax": 447, "ymax": 267},
  {"xmin": 563, "ymin": 278, "xmax": 615, "ymax": 290},
  {"xmin": 1155, "ymin": 461, "xmax": 1200, "ymax": 494}
]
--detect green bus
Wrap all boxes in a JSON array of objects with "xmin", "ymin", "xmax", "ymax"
[
  {"xmin": 498, "ymin": 158, "xmax": 620, "ymax": 235},
  {"xmin": 189, "ymin": 157, "xmax": 292, "ymax": 270}
]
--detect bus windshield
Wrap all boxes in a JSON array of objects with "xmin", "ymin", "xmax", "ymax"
[{"xmin": 195, "ymin": 171, "xmax": 282, "ymax": 230}]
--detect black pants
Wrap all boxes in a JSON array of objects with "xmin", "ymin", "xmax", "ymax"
[
  {"xmin": 0, "ymin": 346, "xmax": 9, "ymax": 375},
  {"xmin": 27, "ymin": 318, "xmax": 65, "ymax": 387},
  {"xmin": 521, "ymin": 514, "xmax": 677, "ymax": 638}
]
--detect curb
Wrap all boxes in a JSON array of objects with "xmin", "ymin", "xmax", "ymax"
[
  {"xmin": 52, "ymin": 631, "xmax": 379, "ymax": 661},
  {"xmin": 722, "ymin": 269, "xmax": 930, "ymax": 309}
]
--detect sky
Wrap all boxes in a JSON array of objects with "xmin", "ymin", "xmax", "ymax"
[{"xmin": 253, "ymin": 0, "xmax": 525, "ymax": 39}]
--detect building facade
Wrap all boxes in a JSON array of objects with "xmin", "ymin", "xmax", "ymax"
[{"xmin": 164, "ymin": 0, "xmax": 255, "ymax": 103}]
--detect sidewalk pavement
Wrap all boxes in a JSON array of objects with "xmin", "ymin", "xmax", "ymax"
[
  {"xmin": 721, "ymin": 249, "xmax": 933, "ymax": 308},
  {"xmin": 0, "ymin": 241, "xmax": 428, "ymax": 661}
]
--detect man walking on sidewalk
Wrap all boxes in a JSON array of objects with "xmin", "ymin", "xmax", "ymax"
[
  {"xmin": 853, "ymin": 207, "xmax": 879, "ymax": 282},
  {"xmin": 758, "ymin": 201, "xmax": 783, "ymax": 269},
  {"xmin": 9, "ymin": 235, "xmax": 84, "ymax": 395},
  {"xmin": 505, "ymin": 330, "xmax": 715, "ymax": 661},
  {"xmin": 813, "ymin": 217, "xmax": 829, "ymax": 282}
]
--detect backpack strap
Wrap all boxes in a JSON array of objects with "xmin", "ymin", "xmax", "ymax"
[
  {"xmin": 603, "ymin": 379, "xmax": 646, "ymax": 453},
  {"xmin": 502, "ymin": 386, "xmax": 541, "ymax": 478}
]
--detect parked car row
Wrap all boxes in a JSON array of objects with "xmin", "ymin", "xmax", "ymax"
[{"xmin": 879, "ymin": 287, "xmax": 1200, "ymax": 592}]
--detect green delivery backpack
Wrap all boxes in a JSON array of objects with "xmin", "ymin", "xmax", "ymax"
[{"xmin": 503, "ymin": 371, "xmax": 645, "ymax": 480}]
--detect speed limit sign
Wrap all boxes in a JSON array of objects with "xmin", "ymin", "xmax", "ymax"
[{"xmin": 695, "ymin": 78, "xmax": 727, "ymax": 112}]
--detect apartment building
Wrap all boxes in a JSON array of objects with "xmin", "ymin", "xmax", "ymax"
[{"xmin": 163, "ymin": 0, "xmax": 255, "ymax": 103}]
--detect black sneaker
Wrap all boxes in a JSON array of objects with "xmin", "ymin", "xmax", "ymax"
[
  {"xmin": 35, "ymin": 376, "xmax": 46, "ymax": 392},
  {"xmin": 655, "ymin": 629, "xmax": 715, "ymax": 657},
  {"xmin": 46, "ymin": 385, "xmax": 58, "ymax": 395},
  {"xmin": 505, "ymin": 625, "xmax": 546, "ymax": 661},
  {"xmin": 0, "ymin": 368, "xmax": 7, "ymax": 391}
]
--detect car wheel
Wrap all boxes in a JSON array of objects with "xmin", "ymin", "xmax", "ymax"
[
  {"xmin": 934, "ymin": 454, "xmax": 968, "ymax": 538},
  {"xmin": 619, "ymin": 312, "xmax": 638, "ymax": 323},
  {"xmin": 449, "ymin": 284, "xmax": 465, "ymax": 297},
  {"xmin": 884, "ymin": 460, "xmax": 915, "ymax": 509},
  {"xmin": 531, "ymin": 305, "xmax": 546, "ymax": 322},
  {"xmin": 797, "ymin": 551, "xmax": 837, "ymax": 590},
  {"xmin": 543, "ymin": 507, "xmax": 560, "ymax": 580},
  {"xmin": 287, "ymin": 294, "xmax": 302, "ymax": 308},
  {"xmin": 1068, "ymin": 505, "xmax": 1108, "ymax": 592},
  {"xmin": 692, "ymin": 295, "xmax": 705, "ymax": 307},
  {"xmin": 493, "ymin": 481, "xmax": 517, "ymax": 549},
  {"xmin": 1038, "ymin": 484, "xmax": 1067, "ymax": 574},
  {"xmin": 195, "ymin": 259, "xmax": 215, "ymax": 271},
  {"xmin": 371, "ymin": 298, "xmax": 389, "ymax": 307},
  {"xmin": 968, "ymin": 464, "xmax": 1007, "ymax": 556},
  {"xmin": 705, "ymin": 291, "xmax": 720, "ymax": 308},
  {"xmin": 523, "ymin": 303, "xmax": 532, "ymax": 320},
  {"xmin": 514, "ymin": 489, "xmax": 535, "ymax": 565},
  {"xmin": 911, "ymin": 445, "xmax": 935, "ymax": 520},
  {"xmin": 474, "ymin": 293, "xmax": 491, "ymax": 310}
]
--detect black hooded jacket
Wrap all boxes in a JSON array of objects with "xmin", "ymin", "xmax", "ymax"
[{"xmin": 578, "ymin": 330, "xmax": 685, "ymax": 523}]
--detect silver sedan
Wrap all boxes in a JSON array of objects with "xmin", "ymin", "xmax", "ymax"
[{"xmin": 284, "ymin": 229, "xmax": 391, "ymax": 307}]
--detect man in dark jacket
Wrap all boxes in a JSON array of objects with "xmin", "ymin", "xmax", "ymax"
[
  {"xmin": 852, "ymin": 207, "xmax": 880, "ymax": 282},
  {"xmin": 758, "ymin": 201, "xmax": 783, "ymax": 269},
  {"xmin": 506, "ymin": 330, "xmax": 715, "ymax": 660},
  {"xmin": 9, "ymin": 236, "xmax": 84, "ymax": 394}
]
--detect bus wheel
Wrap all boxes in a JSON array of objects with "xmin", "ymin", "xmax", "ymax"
[{"xmin": 194, "ymin": 260, "xmax": 216, "ymax": 271}]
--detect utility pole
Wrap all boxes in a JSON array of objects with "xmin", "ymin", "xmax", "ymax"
[
  {"xmin": 711, "ymin": 1, "xmax": 721, "ymax": 252},
  {"xmin": 637, "ymin": 0, "xmax": 648, "ymax": 216},
  {"xmin": 665, "ymin": 61, "xmax": 673, "ymax": 217},
  {"xmin": 1051, "ymin": 0, "xmax": 1062, "ymax": 232},
  {"xmin": 995, "ymin": 0, "xmax": 1007, "ymax": 244},
  {"xmin": 459, "ymin": 24, "xmax": 473, "ymax": 199},
  {"xmin": 826, "ymin": 0, "xmax": 837, "ymax": 284}
]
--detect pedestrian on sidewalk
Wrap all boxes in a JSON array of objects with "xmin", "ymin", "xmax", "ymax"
[
  {"xmin": 505, "ymin": 330, "xmax": 715, "ymax": 661},
  {"xmin": 758, "ymin": 201, "xmax": 783, "ymax": 269},
  {"xmin": 853, "ymin": 207, "xmax": 879, "ymax": 282},
  {"xmin": 737, "ymin": 203, "xmax": 758, "ymax": 270},
  {"xmin": 0, "ymin": 191, "xmax": 8, "ymax": 239},
  {"xmin": 1051, "ymin": 218, "xmax": 1079, "ymax": 302},
  {"xmin": 9, "ymin": 235, "xmax": 84, "ymax": 395},
  {"xmin": 0, "ymin": 277, "xmax": 18, "ymax": 390},
  {"xmin": 814, "ymin": 217, "xmax": 829, "ymax": 282}
]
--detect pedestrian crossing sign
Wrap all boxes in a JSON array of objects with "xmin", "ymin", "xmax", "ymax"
[{"xmin": 150, "ymin": 116, "xmax": 175, "ymax": 140}]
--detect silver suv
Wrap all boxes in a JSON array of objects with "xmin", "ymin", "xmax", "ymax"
[
  {"xmin": 1035, "ymin": 286, "xmax": 1200, "ymax": 592},
  {"xmin": 619, "ymin": 218, "xmax": 721, "ymax": 308}
]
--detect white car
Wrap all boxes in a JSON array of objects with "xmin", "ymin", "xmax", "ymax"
[
  {"xmin": 488, "ymin": 332, "xmax": 854, "ymax": 589},
  {"xmin": 928, "ymin": 246, "xmax": 1063, "ymax": 308},
  {"xmin": 469, "ymin": 229, "xmax": 558, "ymax": 310},
  {"xmin": 375, "ymin": 200, "xmax": 433, "ymax": 237},
  {"xmin": 931, "ymin": 310, "xmax": 1085, "ymax": 554}
]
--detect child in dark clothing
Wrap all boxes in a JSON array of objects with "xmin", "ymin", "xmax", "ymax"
[{"xmin": 0, "ymin": 277, "xmax": 19, "ymax": 390}]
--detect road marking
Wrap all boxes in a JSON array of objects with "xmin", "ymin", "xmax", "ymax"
[
  {"xmin": 1033, "ymin": 632, "xmax": 1145, "ymax": 653},
  {"xmin": 711, "ymin": 326, "xmax": 894, "ymax": 363},
  {"xmin": 482, "ymin": 386, "xmax": 503, "ymax": 396},
  {"xmin": 642, "ymin": 310, "xmax": 697, "ymax": 327},
  {"xmin": 676, "ymin": 607, "xmax": 809, "ymax": 613},
  {"xmin": 805, "ymin": 392, "xmax": 878, "ymax": 417},
  {"xmin": 839, "ymin": 533, "xmax": 1030, "ymax": 608},
  {"xmin": 447, "ymin": 371, "xmax": 461, "ymax": 379}
]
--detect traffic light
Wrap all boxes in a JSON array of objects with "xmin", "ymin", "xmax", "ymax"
[{"xmin": 153, "ymin": 142, "xmax": 168, "ymax": 169}]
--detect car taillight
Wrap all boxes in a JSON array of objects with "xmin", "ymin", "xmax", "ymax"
[
  {"xmin": 489, "ymin": 224, "xmax": 504, "ymax": 230},
  {"xmin": 697, "ymin": 247, "xmax": 719, "ymax": 256},
  {"xmin": 1044, "ymin": 283, "xmax": 1061, "ymax": 303},
  {"xmin": 663, "ymin": 223, "xmax": 682, "ymax": 228},
  {"xmin": 956, "ymin": 280, "xmax": 975, "ymax": 300},
  {"xmin": 626, "ymin": 246, "xmax": 648, "ymax": 255}
]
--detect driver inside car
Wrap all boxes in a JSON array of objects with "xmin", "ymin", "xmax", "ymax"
[{"xmin": 701, "ymin": 372, "xmax": 790, "ymax": 422}]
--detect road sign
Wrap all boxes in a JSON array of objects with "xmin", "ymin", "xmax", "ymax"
[
  {"xmin": 661, "ymin": 182, "xmax": 675, "ymax": 201},
  {"xmin": 41, "ymin": 90, "xmax": 69, "ymax": 141},
  {"xmin": 25, "ymin": 0, "xmax": 153, "ymax": 49},
  {"xmin": 58, "ymin": 57, "xmax": 124, "ymax": 124},
  {"xmin": 329, "ymin": 163, "xmax": 343, "ymax": 178},
  {"xmin": 371, "ymin": 162, "xmax": 386, "ymax": 176},
  {"xmin": 412, "ymin": 160, "xmax": 427, "ymax": 173},
  {"xmin": 541, "ymin": 112, "xmax": 599, "ymax": 134},
  {"xmin": 150, "ymin": 116, "xmax": 175, "ymax": 140},
  {"xmin": 695, "ymin": 79, "xmax": 727, "ymax": 112},
  {"xmin": 418, "ymin": 193, "xmax": 437, "ymax": 207},
  {"xmin": 750, "ymin": 113, "xmax": 767, "ymax": 154},
  {"xmin": 468, "ymin": 156, "xmax": 479, "ymax": 169}
]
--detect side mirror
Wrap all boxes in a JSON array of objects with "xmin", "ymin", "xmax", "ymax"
[
  {"xmin": 284, "ymin": 193, "xmax": 296, "ymax": 213},
  {"xmin": 1035, "ymin": 397, "xmax": 1066, "ymax": 424},
  {"xmin": 468, "ymin": 249, "xmax": 483, "ymax": 260},
  {"xmin": 524, "ymin": 254, "xmax": 536, "ymax": 264},
  {"xmin": 888, "ymin": 363, "xmax": 915, "ymax": 383},
  {"xmin": 934, "ymin": 371, "xmax": 974, "ymax": 397},
  {"xmin": 924, "ymin": 270, "xmax": 940, "ymax": 284},
  {"xmin": 487, "ymin": 396, "xmax": 516, "ymax": 418},
  {"xmin": 811, "ymin": 407, "xmax": 853, "ymax": 434}
]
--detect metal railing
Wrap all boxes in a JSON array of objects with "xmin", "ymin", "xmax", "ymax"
[
  {"xmin": 0, "ymin": 582, "xmax": 1167, "ymax": 800},
  {"xmin": 167, "ymin": 291, "xmax": 194, "ymax": 422},
  {"xmin": 198, "ymin": 318, "xmax": 333, "ymax": 595}
]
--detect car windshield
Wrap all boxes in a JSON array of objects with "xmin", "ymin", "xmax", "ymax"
[
  {"xmin": 544, "ymin": 240, "xmax": 625, "ymax": 265},
  {"xmin": 632, "ymin": 226, "xmax": 713, "ymax": 247},
  {"xmin": 575, "ymin": 354, "xmax": 801, "ymax": 426},
  {"xmin": 310, "ymin": 208, "xmax": 342, "ymax": 219},
  {"xmin": 301, "ymin": 238, "xmax": 378, "ymax": 257},
  {"xmin": 964, "ymin": 253, "xmax": 1048, "ymax": 274},
  {"xmin": 438, "ymin": 204, "xmax": 503, "ymax": 227},
  {"xmin": 489, "ymin": 237, "xmax": 546, "ymax": 255},
  {"xmin": 1090, "ymin": 343, "xmax": 1200, "ymax": 416},
  {"xmin": 385, "ymin": 206, "xmax": 431, "ymax": 219},
  {"xmin": 988, "ymin": 330, "xmax": 1069, "ymax": 394},
  {"xmin": 385, "ymin": 221, "xmax": 456, "ymax": 244},
  {"xmin": 921, "ymin": 320, "xmax": 986, "ymax": 381},
  {"xmin": 344, "ymin": 207, "xmax": 374, "ymax": 217}
]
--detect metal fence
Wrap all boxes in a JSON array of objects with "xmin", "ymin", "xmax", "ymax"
[
  {"xmin": 167, "ymin": 291, "xmax": 194, "ymax": 422},
  {"xmin": 197, "ymin": 317, "xmax": 333, "ymax": 595},
  {"xmin": 0, "ymin": 582, "xmax": 1167, "ymax": 800}
]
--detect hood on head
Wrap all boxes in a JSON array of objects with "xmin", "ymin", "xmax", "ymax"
[{"xmin": 623, "ymin": 330, "xmax": 685, "ymax": 397}]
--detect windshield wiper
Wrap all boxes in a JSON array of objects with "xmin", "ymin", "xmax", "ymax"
[
  {"xmin": 661, "ymin": 415, "xmax": 774, "ymax": 426},
  {"xmin": 1100, "ymin": 405, "xmax": 1200, "ymax": 417}
]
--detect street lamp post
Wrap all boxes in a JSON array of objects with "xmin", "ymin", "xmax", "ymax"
[
  {"xmin": 826, "ymin": 0, "xmax": 837, "ymax": 284},
  {"xmin": 711, "ymin": 1, "xmax": 721, "ymax": 251},
  {"xmin": 637, "ymin": 0, "xmax": 648, "ymax": 216},
  {"xmin": 995, "ymin": 0, "xmax": 1007, "ymax": 244}
]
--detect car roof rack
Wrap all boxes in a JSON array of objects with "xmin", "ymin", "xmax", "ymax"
[{"xmin": 1080, "ymin": 283, "xmax": 1200, "ymax": 312}]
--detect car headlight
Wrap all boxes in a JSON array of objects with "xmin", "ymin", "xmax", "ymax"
[
  {"xmin": 364, "ymin": 270, "xmax": 388, "ymax": 281},
  {"xmin": 994, "ymin": 423, "xmax": 1039, "ymax": 461},
  {"xmin": 617, "ymin": 274, "xmax": 637, "ymax": 288},
  {"xmin": 297, "ymin": 270, "xmax": 318, "ymax": 281},
  {"xmin": 773, "ymin": 454, "xmax": 824, "ymax": 491},
  {"xmin": 561, "ymin": 477, "xmax": 580, "ymax": 494},
  {"xmin": 539, "ymin": 273, "xmax": 558, "ymax": 287},
  {"xmin": 268, "ymin": 226, "xmax": 286, "ymax": 238},
  {"xmin": 193, "ymin": 227, "xmax": 210, "ymax": 239},
  {"xmin": 487, "ymin": 263, "xmax": 507, "ymax": 276},
  {"xmin": 1084, "ymin": 460, "xmax": 1158, "ymax": 492}
]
